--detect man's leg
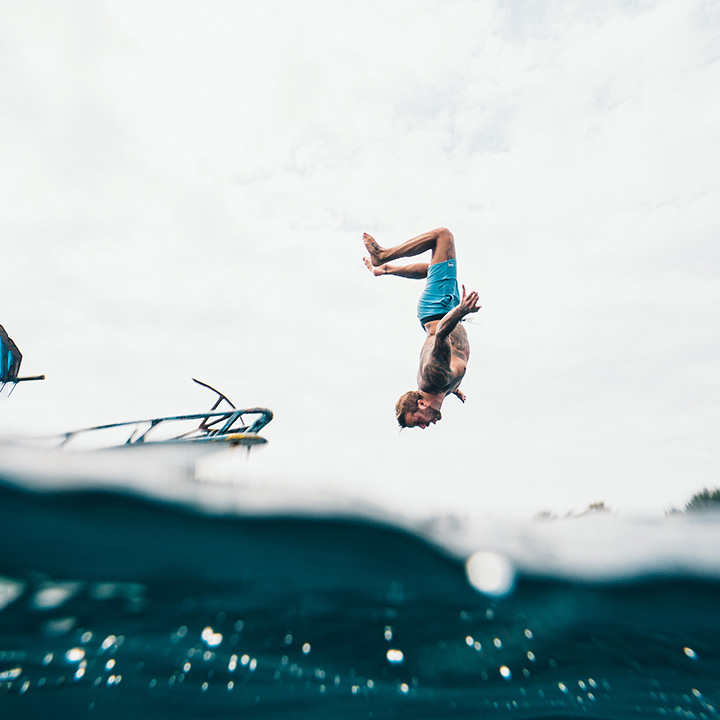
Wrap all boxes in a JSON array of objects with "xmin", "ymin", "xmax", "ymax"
[
  {"xmin": 363, "ymin": 257, "xmax": 428, "ymax": 278},
  {"xmin": 363, "ymin": 227, "xmax": 455, "ymax": 267}
]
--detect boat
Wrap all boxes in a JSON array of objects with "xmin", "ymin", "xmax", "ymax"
[
  {"xmin": 55, "ymin": 379, "xmax": 273, "ymax": 451},
  {"xmin": 0, "ymin": 379, "xmax": 273, "ymax": 489}
]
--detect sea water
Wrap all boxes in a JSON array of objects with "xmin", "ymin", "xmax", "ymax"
[{"xmin": 1, "ymin": 443, "xmax": 719, "ymax": 719}]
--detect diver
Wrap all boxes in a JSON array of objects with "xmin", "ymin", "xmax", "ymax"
[{"xmin": 362, "ymin": 227, "xmax": 481, "ymax": 429}]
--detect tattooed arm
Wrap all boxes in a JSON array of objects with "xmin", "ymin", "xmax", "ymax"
[
  {"xmin": 420, "ymin": 287, "xmax": 479, "ymax": 395},
  {"xmin": 435, "ymin": 285, "xmax": 481, "ymax": 340}
]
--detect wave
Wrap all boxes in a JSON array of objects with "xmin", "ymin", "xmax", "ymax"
[{"xmin": 1, "ymin": 443, "xmax": 720, "ymax": 719}]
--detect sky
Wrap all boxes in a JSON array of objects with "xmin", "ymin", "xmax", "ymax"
[{"xmin": 1, "ymin": 0, "xmax": 719, "ymax": 518}]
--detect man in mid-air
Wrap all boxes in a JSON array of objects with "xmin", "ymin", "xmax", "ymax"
[{"xmin": 363, "ymin": 227, "xmax": 481, "ymax": 429}]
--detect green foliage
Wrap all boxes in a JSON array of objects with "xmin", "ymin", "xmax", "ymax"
[{"xmin": 684, "ymin": 488, "xmax": 720, "ymax": 513}]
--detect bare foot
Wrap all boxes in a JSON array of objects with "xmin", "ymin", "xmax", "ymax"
[
  {"xmin": 362, "ymin": 233, "xmax": 385, "ymax": 266},
  {"xmin": 363, "ymin": 256, "xmax": 385, "ymax": 276}
]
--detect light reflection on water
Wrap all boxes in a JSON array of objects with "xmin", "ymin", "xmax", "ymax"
[{"xmin": 0, "ymin": 573, "xmax": 718, "ymax": 720}]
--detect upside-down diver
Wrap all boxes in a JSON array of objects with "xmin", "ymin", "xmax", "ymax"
[{"xmin": 363, "ymin": 227, "xmax": 481, "ymax": 429}]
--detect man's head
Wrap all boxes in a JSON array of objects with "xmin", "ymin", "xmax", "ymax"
[{"xmin": 395, "ymin": 390, "xmax": 442, "ymax": 429}]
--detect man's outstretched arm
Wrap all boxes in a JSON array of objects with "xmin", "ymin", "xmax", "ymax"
[{"xmin": 435, "ymin": 285, "xmax": 481, "ymax": 340}]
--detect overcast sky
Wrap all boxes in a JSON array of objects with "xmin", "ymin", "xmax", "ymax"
[{"xmin": 1, "ymin": 0, "xmax": 719, "ymax": 517}]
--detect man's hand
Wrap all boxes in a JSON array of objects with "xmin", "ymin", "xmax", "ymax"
[
  {"xmin": 453, "ymin": 388, "xmax": 467, "ymax": 403},
  {"xmin": 459, "ymin": 285, "xmax": 481, "ymax": 317}
]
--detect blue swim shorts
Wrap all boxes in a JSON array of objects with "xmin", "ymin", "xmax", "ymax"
[{"xmin": 417, "ymin": 259, "xmax": 460, "ymax": 326}]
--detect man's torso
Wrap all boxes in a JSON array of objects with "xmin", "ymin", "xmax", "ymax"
[{"xmin": 417, "ymin": 322, "xmax": 469, "ymax": 396}]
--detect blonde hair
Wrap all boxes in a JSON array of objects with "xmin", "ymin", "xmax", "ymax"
[{"xmin": 395, "ymin": 390, "xmax": 423, "ymax": 427}]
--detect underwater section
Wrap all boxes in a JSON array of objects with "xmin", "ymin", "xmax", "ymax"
[{"xmin": 1, "ymin": 475, "xmax": 720, "ymax": 719}]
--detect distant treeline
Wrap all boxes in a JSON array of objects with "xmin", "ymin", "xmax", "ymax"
[
  {"xmin": 679, "ymin": 487, "xmax": 720, "ymax": 513},
  {"xmin": 536, "ymin": 501, "xmax": 612, "ymax": 520},
  {"xmin": 537, "ymin": 489, "xmax": 720, "ymax": 520}
]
